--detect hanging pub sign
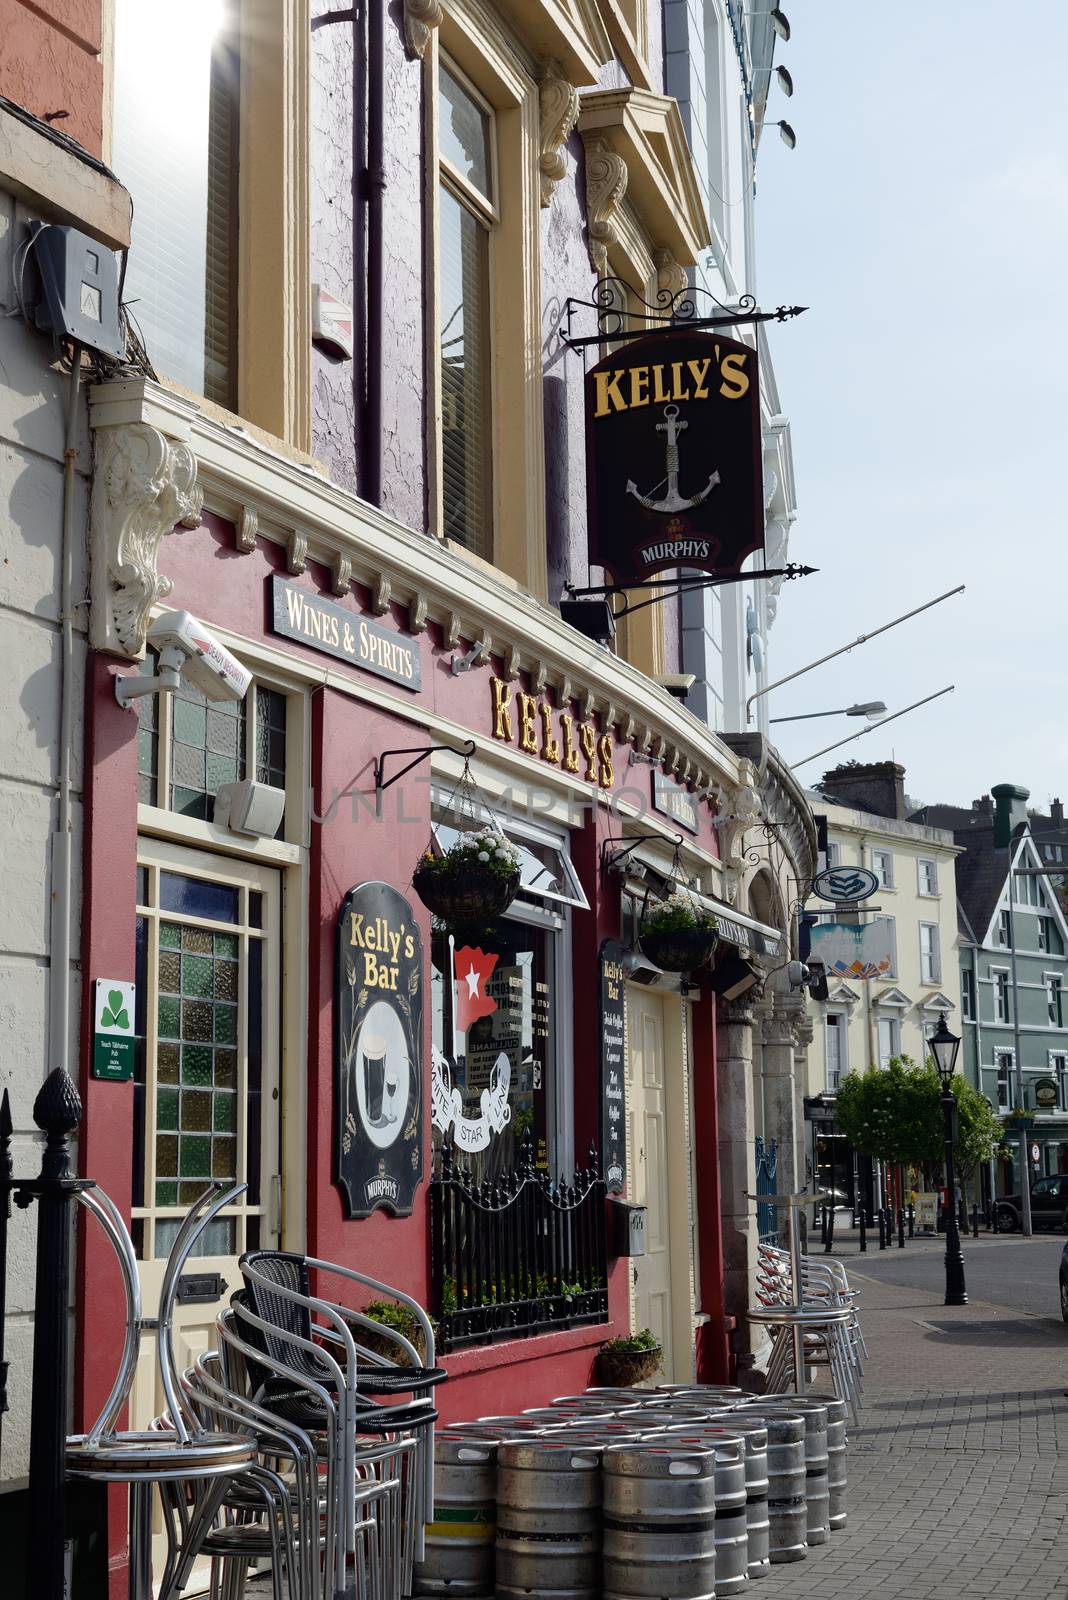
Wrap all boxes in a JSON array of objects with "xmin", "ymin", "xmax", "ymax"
[
  {"xmin": 335, "ymin": 881, "xmax": 424, "ymax": 1218},
  {"xmin": 600, "ymin": 939, "xmax": 627, "ymax": 1193},
  {"xmin": 585, "ymin": 329, "xmax": 763, "ymax": 585}
]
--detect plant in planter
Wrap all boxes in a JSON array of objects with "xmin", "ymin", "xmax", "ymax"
[
  {"xmin": 412, "ymin": 826, "xmax": 521, "ymax": 925},
  {"xmin": 355, "ymin": 1299, "xmax": 436, "ymax": 1365},
  {"xmin": 639, "ymin": 891, "xmax": 718, "ymax": 973},
  {"xmin": 597, "ymin": 1328, "xmax": 663, "ymax": 1386}
]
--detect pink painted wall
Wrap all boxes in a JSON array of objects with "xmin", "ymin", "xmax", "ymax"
[{"xmin": 2, "ymin": 0, "xmax": 104, "ymax": 157}]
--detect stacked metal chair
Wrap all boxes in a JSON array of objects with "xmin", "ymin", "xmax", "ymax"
[
  {"xmin": 236, "ymin": 1250, "xmax": 446, "ymax": 1597},
  {"xmin": 750, "ymin": 1242, "xmax": 864, "ymax": 1421}
]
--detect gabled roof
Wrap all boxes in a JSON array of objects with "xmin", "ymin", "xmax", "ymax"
[
  {"xmin": 872, "ymin": 986, "xmax": 911, "ymax": 1009},
  {"xmin": 920, "ymin": 991, "xmax": 957, "ymax": 1012}
]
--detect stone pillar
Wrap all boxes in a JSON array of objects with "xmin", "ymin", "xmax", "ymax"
[
  {"xmin": 761, "ymin": 999, "xmax": 800, "ymax": 1194},
  {"xmin": 717, "ymin": 997, "xmax": 760, "ymax": 1365}
]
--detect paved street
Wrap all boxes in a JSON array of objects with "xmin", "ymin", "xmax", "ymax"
[{"xmin": 768, "ymin": 1237, "xmax": 1068, "ymax": 1600}]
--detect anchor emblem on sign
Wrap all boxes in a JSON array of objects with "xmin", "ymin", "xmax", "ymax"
[{"xmin": 626, "ymin": 404, "xmax": 721, "ymax": 514}]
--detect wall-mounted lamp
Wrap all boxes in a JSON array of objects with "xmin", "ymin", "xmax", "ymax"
[
  {"xmin": 771, "ymin": 120, "xmax": 797, "ymax": 150},
  {"xmin": 744, "ymin": 7, "xmax": 791, "ymax": 41},
  {"xmin": 629, "ymin": 748, "xmax": 661, "ymax": 768}
]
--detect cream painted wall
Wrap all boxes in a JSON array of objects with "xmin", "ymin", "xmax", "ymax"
[{"xmin": 806, "ymin": 802, "xmax": 962, "ymax": 1099}]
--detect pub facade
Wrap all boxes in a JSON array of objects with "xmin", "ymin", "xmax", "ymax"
[{"xmin": 0, "ymin": 1, "xmax": 813, "ymax": 1571}]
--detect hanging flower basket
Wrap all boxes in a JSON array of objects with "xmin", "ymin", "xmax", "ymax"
[
  {"xmin": 413, "ymin": 827, "xmax": 521, "ymax": 925},
  {"xmin": 597, "ymin": 1331, "xmax": 663, "ymax": 1387},
  {"xmin": 639, "ymin": 892, "xmax": 718, "ymax": 973}
]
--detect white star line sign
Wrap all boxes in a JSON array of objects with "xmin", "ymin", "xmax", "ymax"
[{"xmin": 463, "ymin": 965, "xmax": 481, "ymax": 998}]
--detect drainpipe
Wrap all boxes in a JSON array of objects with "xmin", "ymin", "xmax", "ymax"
[
  {"xmin": 49, "ymin": 347, "xmax": 83, "ymax": 1084},
  {"xmin": 363, "ymin": 0, "xmax": 385, "ymax": 508}
]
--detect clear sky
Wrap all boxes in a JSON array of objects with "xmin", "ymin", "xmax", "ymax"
[{"xmin": 752, "ymin": 1, "xmax": 1068, "ymax": 814}]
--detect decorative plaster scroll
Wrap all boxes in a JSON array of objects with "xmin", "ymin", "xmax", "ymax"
[
  {"xmin": 558, "ymin": 676, "xmax": 574, "ymax": 708},
  {"xmin": 584, "ymin": 137, "xmax": 627, "ymax": 276},
  {"xmin": 624, "ymin": 714, "xmax": 639, "ymax": 744},
  {"xmin": 286, "ymin": 530, "xmax": 308, "ymax": 575},
  {"xmin": 503, "ymin": 645, "xmax": 522, "ymax": 682},
  {"xmin": 403, "ymin": 0, "xmax": 442, "ymax": 59},
  {"xmin": 603, "ymin": 701, "xmax": 619, "ymax": 735},
  {"xmin": 533, "ymin": 660, "xmax": 549, "ymax": 695},
  {"xmin": 237, "ymin": 506, "xmax": 258, "ymax": 553},
  {"xmin": 409, "ymin": 594, "xmax": 428, "ymax": 634},
  {"xmin": 537, "ymin": 61, "xmax": 579, "ymax": 207},
  {"xmin": 579, "ymin": 686, "xmax": 596, "ymax": 721},
  {"xmin": 650, "ymin": 733, "xmax": 666, "ymax": 762},
  {"xmin": 90, "ymin": 421, "xmax": 203, "ymax": 658},
  {"xmin": 372, "ymin": 574, "xmax": 392, "ymax": 616},
  {"xmin": 445, "ymin": 612, "xmax": 463, "ymax": 650},
  {"xmin": 653, "ymin": 248, "xmax": 687, "ymax": 301},
  {"xmin": 331, "ymin": 551, "xmax": 352, "ymax": 596}
]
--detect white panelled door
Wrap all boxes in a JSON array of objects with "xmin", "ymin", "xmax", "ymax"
[{"xmin": 625, "ymin": 987, "xmax": 674, "ymax": 1378}]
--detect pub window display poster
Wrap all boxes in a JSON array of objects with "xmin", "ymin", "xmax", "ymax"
[{"xmin": 335, "ymin": 882, "xmax": 424, "ymax": 1218}]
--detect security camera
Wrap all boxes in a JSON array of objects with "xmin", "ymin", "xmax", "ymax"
[{"xmin": 115, "ymin": 611, "xmax": 252, "ymax": 710}]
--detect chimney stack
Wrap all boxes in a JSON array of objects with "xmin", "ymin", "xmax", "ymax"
[
  {"xmin": 1051, "ymin": 798, "xmax": 1063, "ymax": 828},
  {"xmin": 973, "ymin": 794, "xmax": 994, "ymax": 816},
  {"xmin": 821, "ymin": 761, "xmax": 906, "ymax": 821},
  {"xmin": 991, "ymin": 783, "xmax": 1030, "ymax": 849}
]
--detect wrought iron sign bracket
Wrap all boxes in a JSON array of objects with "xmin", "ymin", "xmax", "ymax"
[
  {"xmin": 560, "ymin": 277, "xmax": 806, "ymax": 351},
  {"xmin": 373, "ymin": 739, "xmax": 476, "ymax": 803},
  {"xmin": 567, "ymin": 564, "xmax": 817, "ymax": 620}
]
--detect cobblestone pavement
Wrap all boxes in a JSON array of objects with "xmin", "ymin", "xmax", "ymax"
[{"xmin": 765, "ymin": 1256, "xmax": 1068, "ymax": 1600}]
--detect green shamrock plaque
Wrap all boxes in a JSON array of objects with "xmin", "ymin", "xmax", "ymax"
[{"xmin": 93, "ymin": 978, "xmax": 136, "ymax": 1081}]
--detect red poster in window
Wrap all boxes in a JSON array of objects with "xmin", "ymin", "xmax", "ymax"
[{"xmin": 453, "ymin": 946, "xmax": 499, "ymax": 1031}]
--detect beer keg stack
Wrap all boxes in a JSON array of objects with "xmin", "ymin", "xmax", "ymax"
[{"xmin": 412, "ymin": 1382, "xmax": 851, "ymax": 1600}]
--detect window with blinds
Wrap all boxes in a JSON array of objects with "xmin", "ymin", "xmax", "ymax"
[
  {"xmin": 112, "ymin": 0, "xmax": 239, "ymax": 408},
  {"xmin": 438, "ymin": 61, "xmax": 495, "ymax": 562}
]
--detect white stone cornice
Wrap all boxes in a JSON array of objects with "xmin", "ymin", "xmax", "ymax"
[
  {"xmin": 90, "ymin": 417, "xmax": 203, "ymax": 658},
  {"xmin": 87, "ymin": 377, "xmax": 746, "ymax": 797},
  {"xmin": 403, "ymin": 0, "xmax": 442, "ymax": 59},
  {"xmin": 537, "ymin": 60, "xmax": 579, "ymax": 207}
]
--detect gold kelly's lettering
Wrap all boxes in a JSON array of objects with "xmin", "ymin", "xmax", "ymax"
[
  {"xmin": 490, "ymin": 678, "xmax": 614, "ymax": 788},
  {"xmin": 592, "ymin": 351, "xmax": 751, "ymax": 414}
]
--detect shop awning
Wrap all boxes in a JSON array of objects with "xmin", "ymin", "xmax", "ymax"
[{"xmin": 619, "ymin": 845, "xmax": 784, "ymax": 959}]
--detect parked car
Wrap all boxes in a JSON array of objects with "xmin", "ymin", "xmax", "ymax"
[
  {"xmin": 996, "ymin": 1175, "xmax": 1068, "ymax": 1232},
  {"xmin": 1060, "ymin": 1241, "xmax": 1068, "ymax": 1324}
]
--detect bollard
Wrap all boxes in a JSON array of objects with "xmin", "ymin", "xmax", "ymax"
[
  {"xmin": 992, "ymin": 1199, "xmax": 1000, "ymax": 1233},
  {"xmin": 878, "ymin": 1208, "xmax": 886, "ymax": 1249},
  {"xmin": 897, "ymin": 1206, "xmax": 905, "ymax": 1248},
  {"xmin": 824, "ymin": 1201, "xmax": 835, "ymax": 1254},
  {"xmin": 971, "ymin": 1204, "xmax": 979, "ymax": 1239},
  {"xmin": 858, "ymin": 1209, "xmax": 866, "ymax": 1252},
  {"xmin": 907, "ymin": 1203, "xmax": 914, "ymax": 1238}
]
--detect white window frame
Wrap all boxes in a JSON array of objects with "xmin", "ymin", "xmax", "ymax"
[
  {"xmin": 997, "ymin": 909, "xmax": 1011, "ymax": 947},
  {"xmin": 870, "ymin": 849, "xmax": 894, "ymax": 890},
  {"xmin": 917, "ymin": 857, "xmax": 938, "ymax": 897},
  {"xmin": 1045, "ymin": 972, "xmax": 1063, "ymax": 1027},
  {"xmin": 919, "ymin": 922, "xmax": 941, "ymax": 986},
  {"xmin": 1053, "ymin": 1052, "xmax": 1068, "ymax": 1111},
  {"xmin": 876, "ymin": 1013, "xmax": 901, "ymax": 1069},
  {"xmin": 824, "ymin": 1009, "xmax": 848, "ymax": 1093},
  {"xmin": 961, "ymin": 966, "xmax": 976, "ymax": 1022},
  {"xmin": 1037, "ymin": 915, "xmax": 1052, "ymax": 954},
  {"xmin": 825, "ymin": 840, "xmax": 841, "ymax": 869},
  {"xmin": 995, "ymin": 1049, "xmax": 1014, "ymax": 1109},
  {"xmin": 993, "ymin": 967, "xmax": 1011, "ymax": 1024}
]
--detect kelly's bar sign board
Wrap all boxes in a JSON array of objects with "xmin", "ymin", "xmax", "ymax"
[
  {"xmin": 585, "ymin": 329, "xmax": 763, "ymax": 584},
  {"xmin": 600, "ymin": 940, "xmax": 627, "ymax": 1194},
  {"xmin": 271, "ymin": 575, "xmax": 421, "ymax": 690}
]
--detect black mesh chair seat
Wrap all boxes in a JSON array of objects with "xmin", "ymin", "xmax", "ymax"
[
  {"xmin": 259, "ymin": 1374, "xmax": 436, "ymax": 1436},
  {"xmin": 356, "ymin": 1365, "xmax": 447, "ymax": 1395}
]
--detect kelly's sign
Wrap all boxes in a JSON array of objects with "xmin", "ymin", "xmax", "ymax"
[
  {"xmin": 335, "ymin": 881, "xmax": 424, "ymax": 1218},
  {"xmin": 490, "ymin": 676, "xmax": 615, "ymax": 789},
  {"xmin": 271, "ymin": 575, "xmax": 421, "ymax": 690},
  {"xmin": 585, "ymin": 329, "xmax": 763, "ymax": 584}
]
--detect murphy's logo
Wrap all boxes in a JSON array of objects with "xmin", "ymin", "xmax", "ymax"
[{"xmin": 584, "ymin": 329, "xmax": 764, "ymax": 587}]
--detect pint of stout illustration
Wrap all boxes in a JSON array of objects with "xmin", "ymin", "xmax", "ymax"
[{"xmin": 362, "ymin": 1033, "xmax": 389, "ymax": 1126}]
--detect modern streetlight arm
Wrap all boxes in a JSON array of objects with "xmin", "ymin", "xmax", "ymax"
[
  {"xmin": 744, "ymin": 584, "xmax": 965, "ymax": 724},
  {"xmin": 793, "ymin": 685, "xmax": 955, "ymax": 768}
]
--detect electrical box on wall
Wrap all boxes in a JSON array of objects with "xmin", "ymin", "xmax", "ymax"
[
  {"xmin": 609, "ymin": 1198, "xmax": 647, "ymax": 1257},
  {"xmin": 31, "ymin": 221, "xmax": 125, "ymax": 360},
  {"xmin": 312, "ymin": 283, "xmax": 354, "ymax": 360}
]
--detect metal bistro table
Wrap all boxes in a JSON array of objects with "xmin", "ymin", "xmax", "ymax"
[{"xmin": 745, "ymin": 1187, "xmax": 831, "ymax": 1394}]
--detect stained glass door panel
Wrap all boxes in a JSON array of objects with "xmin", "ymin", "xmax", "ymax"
[{"xmin": 129, "ymin": 842, "xmax": 281, "ymax": 1480}]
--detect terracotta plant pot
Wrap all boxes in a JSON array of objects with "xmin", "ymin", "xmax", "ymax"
[
  {"xmin": 596, "ymin": 1343, "xmax": 663, "ymax": 1387},
  {"xmin": 412, "ymin": 860, "xmax": 521, "ymax": 924},
  {"xmin": 639, "ymin": 924, "xmax": 718, "ymax": 974}
]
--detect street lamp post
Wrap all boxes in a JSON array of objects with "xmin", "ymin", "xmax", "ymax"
[{"xmin": 930, "ymin": 1013, "xmax": 968, "ymax": 1306}]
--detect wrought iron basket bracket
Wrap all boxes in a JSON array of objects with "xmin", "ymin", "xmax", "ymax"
[
  {"xmin": 373, "ymin": 738, "xmax": 476, "ymax": 811},
  {"xmin": 599, "ymin": 831, "xmax": 683, "ymax": 879}
]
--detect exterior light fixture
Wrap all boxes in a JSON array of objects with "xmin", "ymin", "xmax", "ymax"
[
  {"xmin": 773, "ymin": 120, "xmax": 797, "ymax": 150},
  {"xmin": 929, "ymin": 1012, "xmax": 968, "ymax": 1307},
  {"xmin": 628, "ymin": 747, "xmax": 660, "ymax": 768},
  {"xmin": 775, "ymin": 64, "xmax": 794, "ymax": 97},
  {"xmin": 770, "ymin": 701, "xmax": 887, "ymax": 725},
  {"xmin": 771, "ymin": 7, "xmax": 791, "ymax": 41}
]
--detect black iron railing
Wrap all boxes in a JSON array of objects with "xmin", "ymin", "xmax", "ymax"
[{"xmin": 430, "ymin": 1136, "xmax": 609, "ymax": 1352}]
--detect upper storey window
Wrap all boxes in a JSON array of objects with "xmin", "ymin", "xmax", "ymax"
[
  {"xmin": 438, "ymin": 60, "xmax": 496, "ymax": 562},
  {"xmin": 112, "ymin": 0, "xmax": 239, "ymax": 408}
]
